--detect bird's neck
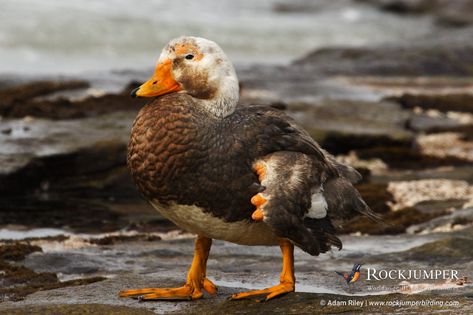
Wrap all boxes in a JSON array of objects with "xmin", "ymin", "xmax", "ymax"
[{"xmin": 194, "ymin": 75, "xmax": 239, "ymax": 119}]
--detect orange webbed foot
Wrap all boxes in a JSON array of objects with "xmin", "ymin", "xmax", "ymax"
[
  {"xmin": 229, "ymin": 282, "xmax": 294, "ymax": 302},
  {"xmin": 119, "ymin": 278, "xmax": 217, "ymax": 301},
  {"xmin": 119, "ymin": 285, "xmax": 200, "ymax": 301}
]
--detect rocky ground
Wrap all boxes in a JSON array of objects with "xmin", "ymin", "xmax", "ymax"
[{"xmin": 2, "ymin": 4, "xmax": 473, "ymax": 314}]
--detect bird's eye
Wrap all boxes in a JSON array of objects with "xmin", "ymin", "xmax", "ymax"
[{"xmin": 185, "ymin": 54, "xmax": 194, "ymax": 60}]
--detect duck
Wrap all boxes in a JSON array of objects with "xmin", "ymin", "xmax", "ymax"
[{"xmin": 120, "ymin": 36, "xmax": 378, "ymax": 302}]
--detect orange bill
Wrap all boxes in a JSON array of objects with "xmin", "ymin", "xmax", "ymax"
[{"xmin": 131, "ymin": 59, "xmax": 182, "ymax": 97}]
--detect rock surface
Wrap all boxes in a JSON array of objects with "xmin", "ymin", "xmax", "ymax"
[
  {"xmin": 359, "ymin": 0, "xmax": 473, "ymax": 27},
  {"xmin": 0, "ymin": 230, "xmax": 471, "ymax": 314},
  {"xmin": 0, "ymin": 112, "xmax": 132, "ymax": 192}
]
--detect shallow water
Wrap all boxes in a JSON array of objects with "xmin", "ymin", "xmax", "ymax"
[{"xmin": 0, "ymin": 0, "xmax": 434, "ymax": 75}]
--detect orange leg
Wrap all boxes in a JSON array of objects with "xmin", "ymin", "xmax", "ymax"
[
  {"xmin": 119, "ymin": 235, "xmax": 216, "ymax": 301},
  {"xmin": 230, "ymin": 239, "xmax": 295, "ymax": 301}
]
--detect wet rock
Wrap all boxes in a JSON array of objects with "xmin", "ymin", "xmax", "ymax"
[
  {"xmin": 272, "ymin": 0, "xmax": 323, "ymax": 13},
  {"xmin": 416, "ymin": 132, "xmax": 473, "ymax": 162},
  {"xmin": 408, "ymin": 113, "xmax": 467, "ymax": 133},
  {"xmin": 192, "ymin": 291, "xmax": 472, "ymax": 314},
  {"xmin": 339, "ymin": 179, "xmax": 471, "ymax": 235},
  {"xmin": 340, "ymin": 76, "xmax": 473, "ymax": 96},
  {"xmin": 407, "ymin": 207, "xmax": 473, "ymax": 234},
  {"xmin": 238, "ymin": 65, "xmax": 385, "ymax": 104},
  {"xmin": 389, "ymin": 93, "xmax": 473, "ymax": 113},
  {"xmin": 320, "ymin": 133, "xmax": 410, "ymax": 156},
  {"xmin": 23, "ymin": 252, "xmax": 110, "ymax": 275},
  {"xmin": 0, "ymin": 304, "xmax": 156, "ymax": 315},
  {"xmin": 1, "ymin": 230, "xmax": 472, "ymax": 312},
  {"xmin": 355, "ymin": 146, "xmax": 472, "ymax": 170},
  {"xmin": 0, "ymin": 197, "xmax": 122, "ymax": 233},
  {"xmin": 1, "ymin": 271, "xmax": 471, "ymax": 314},
  {"xmin": 355, "ymin": 183, "xmax": 393, "ymax": 214},
  {"xmin": 387, "ymin": 179, "xmax": 473, "ymax": 210},
  {"xmin": 1, "ymin": 128, "xmax": 12, "ymax": 135},
  {"xmin": 9, "ymin": 234, "xmax": 70, "ymax": 244},
  {"xmin": 0, "ymin": 112, "xmax": 133, "ymax": 194},
  {"xmin": 0, "ymin": 109, "xmax": 163, "ymax": 233},
  {"xmin": 0, "ymin": 80, "xmax": 144, "ymax": 120},
  {"xmin": 293, "ymin": 42, "xmax": 473, "ymax": 76},
  {"xmin": 89, "ymin": 233, "xmax": 162, "ymax": 246},
  {"xmin": 0, "ymin": 266, "xmax": 105, "ymax": 302},
  {"xmin": 340, "ymin": 207, "xmax": 446, "ymax": 235},
  {"xmin": 0, "ymin": 80, "xmax": 89, "ymax": 112},
  {"xmin": 413, "ymin": 199, "xmax": 467, "ymax": 214},
  {"xmin": 286, "ymin": 100, "xmax": 413, "ymax": 154},
  {"xmin": 436, "ymin": 2, "xmax": 473, "ymax": 27},
  {"xmin": 0, "ymin": 243, "xmax": 41, "ymax": 261},
  {"xmin": 359, "ymin": 0, "xmax": 434, "ymax": 15},
  {"xmin": 396, "ymin": 236, "xmax": 473, "ymax": 263},
  {"xmin": 0, "ymin": 243, "xmax": 105, "ymax": 302},
  {"xmin": 359, "ymin": 0, "xmax": 473, "ymax": 27},
  {"xmin": 2, "ymin": 94, "xmax": 143, "ymax": 120},
  {"xmin": 336, "ymin": 152, "xmax": 387, "ymax": 178},
  {"xmin": 407, "ymin": 111, "xmax": 473, "ymax": 135},
  {"xmin": 370, "ymin": 165, "xmax": 473, "ymax": 185},
  {"xmin": 239, "ymin": 28, "xmax": 473, "ymax": 115}
]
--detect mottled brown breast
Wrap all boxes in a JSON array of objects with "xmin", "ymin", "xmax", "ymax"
[{"xmin": 127, "ymin": 94, "xmax": 261, "ymax": 222}]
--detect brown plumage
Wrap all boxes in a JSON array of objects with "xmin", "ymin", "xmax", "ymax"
[{"xmin": 121, "ymin": 36, "xmax": 379, "ymax": 302}]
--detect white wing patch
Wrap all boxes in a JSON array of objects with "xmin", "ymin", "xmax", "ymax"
[{"xmin": 306, "ymin": 191, "xmax": 328, "ymax": 219}]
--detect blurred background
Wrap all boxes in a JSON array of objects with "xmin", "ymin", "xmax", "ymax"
[
  {"xmin": 1, "ymin": 0, "xmax": 473, "ymax": 313},
  {"xmin": 0, "ymin": 0, "xmax": 436, "ymax": 74}
]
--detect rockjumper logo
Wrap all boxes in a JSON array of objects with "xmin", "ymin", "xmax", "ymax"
[
  {"xmin": 366, "ymin": 268, "xmax": 459, "ymax": 281},
  {"xmin": 335, "ymin": 263, "xmax": 362, "ymax": 284}
]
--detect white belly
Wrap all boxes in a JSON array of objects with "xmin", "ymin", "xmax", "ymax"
[{"xmin": 150, "ymin": 200, "xmax": 278, "ymax": 246}]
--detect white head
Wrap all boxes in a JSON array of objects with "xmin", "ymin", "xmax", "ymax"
[{"xmin": 132, "ymin": 36, "xmax": 240, "ymax": 118}]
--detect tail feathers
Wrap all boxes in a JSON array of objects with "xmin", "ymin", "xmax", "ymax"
[
  {"xmin": 265, "ymin": 202, "xmax": 322, "ymax": 256},
  {"xmin": 304, "ymin": 216, "xmax": 342, "ymax": 252},
  {"xmin": 323, "ymin": 177, "xmax": 382, "ymax": 223},
  {"xmin": 267, "ymin": 203, "xmax": 342, "ymax": 256}
]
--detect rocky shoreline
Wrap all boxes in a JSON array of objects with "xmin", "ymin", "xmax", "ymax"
[{"xmin": 1, "ymin": 5, "xmax": 473, "ymax": 313}]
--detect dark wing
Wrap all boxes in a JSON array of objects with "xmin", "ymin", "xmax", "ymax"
[
  {"xmin": 229, "ymin": 105, "xmax": 380, "ymax": 255},
  {"xmin": 234, "ymin": 106, "xmax": 366, "ymax": 184},
  {"xmin": 230, "ymin": 105, "xmax": 337, "ymax": 174}
]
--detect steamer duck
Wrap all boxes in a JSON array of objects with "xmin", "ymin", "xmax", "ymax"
[{"xmin": 120, "ymin": 36, "xmax": 378, "ymax": 301}]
